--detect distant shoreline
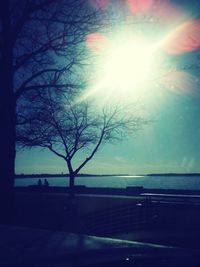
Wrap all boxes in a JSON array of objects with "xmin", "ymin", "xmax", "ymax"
[
  {"xmin": 147, "ymin": 173, "xmax": 200, "ymax": 177},
  {"xmin": 15, "ymin": 173, "xmax": 129, "ymax": 179},
  {"xmin": 15, "ymin": 173, "xmax": 200, "ymax": 179}
]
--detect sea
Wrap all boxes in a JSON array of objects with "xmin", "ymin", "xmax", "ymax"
[{"xmin": 15, "ymin": 175, "xmax": 200, "ymax": 190}]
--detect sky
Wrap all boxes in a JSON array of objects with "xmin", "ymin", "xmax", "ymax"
[{"xmin": 16, "ymin": 0, "xmax": 200, "ymax": 175}]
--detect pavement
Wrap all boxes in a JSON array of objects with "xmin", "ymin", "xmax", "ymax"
[{"xmin": 0, "ymin": 224, "xmax": 186, "ymax": 267}]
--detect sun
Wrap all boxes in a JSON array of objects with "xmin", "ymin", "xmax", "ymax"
[
  {"xmin": 102, "ymin": 40, "xmax": 155, "ymax": 90},
  {"xmin": 87, "ymin": 37, "xmax": 160, "ymax": 104}
]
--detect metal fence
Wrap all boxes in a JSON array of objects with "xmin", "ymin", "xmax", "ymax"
[{"xmin": 83, "ymin": 200, "xmax": 156, "ymax": 236}]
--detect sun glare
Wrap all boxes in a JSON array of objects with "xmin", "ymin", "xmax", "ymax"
[
  {"xmin": 83, "ymin": 0, "xmax": 199, "ymax": 106},
  {"xmin": 102, "ymin": 41, "xmax": 154, "ymax": 89},
  {"xmin": 90, "ymin": 37, "xmax": 159, "ymax": 103}
]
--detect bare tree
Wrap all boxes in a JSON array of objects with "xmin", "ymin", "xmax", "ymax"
[
  {"xmin": 0, "ymin": 0, "xmax": 105, "ymax": 222},
  {"xmin": 17, "ymin": 90, "xmax": 148, "ymax": 197}
]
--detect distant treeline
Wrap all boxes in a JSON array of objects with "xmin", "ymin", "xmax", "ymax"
[
  {"xmin": 15, "ymin": 173, "xmax": 95, "ymax": 178},
  {"xmin": 15, "ymin": 173, "xmax": 129, "ymax": 178},
  {"xmin": 147, "ymin": 173, "xmax": 200, "ymax": 177},
  {"xmin": 15, "ymin": 173, "xmax": 200, "ymax": 178}
]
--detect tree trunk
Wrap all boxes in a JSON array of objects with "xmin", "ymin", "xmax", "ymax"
[
  {"xmin": 0, "ymin": 1, "xmax": 16, "ymax": 224},
  {"xmin": 69, "ymin": 174, "xmax": 75, "ymax": 198}
]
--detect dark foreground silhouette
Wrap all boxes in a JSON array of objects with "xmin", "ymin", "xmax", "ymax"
[{"xmin": 13, "ymin": 188, "xmax": 200, "ymax": 249}]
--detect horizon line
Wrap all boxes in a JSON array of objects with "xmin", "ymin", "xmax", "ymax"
[{"xmin": 15, "ymin": 172, "xmax": 200, "ymax": 177}]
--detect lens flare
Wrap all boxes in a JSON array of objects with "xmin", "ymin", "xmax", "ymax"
[
  {"xmin": 162, "ymin": 19, "xmax": 200, "ymax": 54},
  {"xmin": 127, "ymin": 0, "xmax": 154, "ymax": 14},
  {"xmin": 152, "ymin": 0, "xmax": 183, "ymax": 24},
  {"xmin": 86, "ymin": 32, "xmax": 109, "ymax": 53},
  {"xmin": 160, "ymin": 70, "xmax": 200, "ymax": 96}
]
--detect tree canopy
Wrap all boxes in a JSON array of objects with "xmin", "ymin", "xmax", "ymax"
[
  {"xmin": 0, "ymin": 0, "xmax": 106, "ymax": 220},
  {"xmin": 17, "ymin": 89, "xmax": 148, "ymax": 195}
]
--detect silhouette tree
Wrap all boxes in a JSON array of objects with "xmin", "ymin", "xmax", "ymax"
[
  {"xmin": 17, "ymin": 90, "xmax": 148, "ymax": 197},
  {"xmin": 0, "ymin": 0, "xmax": 104, "ymax": 222}
]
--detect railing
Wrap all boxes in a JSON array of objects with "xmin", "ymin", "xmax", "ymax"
[
  {"xmin": 141, "ymin": 193, "xmax": 200, "ymax": 205},
  {"xmin": 84, "ymin": 201, "xmax": 156, "ymax": 236},
  {"xmin": 83, "ymin": 193, "xmax": 200, "ymax": 236}
]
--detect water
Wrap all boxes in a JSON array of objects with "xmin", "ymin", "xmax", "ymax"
[{"xmin": 15, "ymin": 175, "xmax": 200, "ymax": 190}]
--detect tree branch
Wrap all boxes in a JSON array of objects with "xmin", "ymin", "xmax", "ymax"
[
  {"xmin": 74, "ymin": 129, "xmax": 105, "ymax": 175},
  {"xmin": 12, "ymin": 0, "xmax": 55, "ymax": 44},
  {"xmin": 48, "ymin": 144, "xmax": 66, "ymax": 160}
]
